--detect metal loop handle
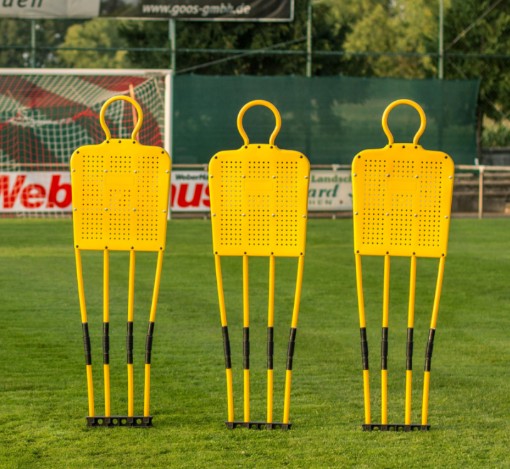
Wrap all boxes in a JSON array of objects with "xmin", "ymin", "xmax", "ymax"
[
  {"xmin": 100, "ymin": 95, "xmax": 144, "ymax": 141},
  {"xmin": 382, "ymin": 99, "xmax": 426, "ymax": 146},
  {"xmin": 237, "ymin": 100, "xmax": 281, "ymax": 146}
]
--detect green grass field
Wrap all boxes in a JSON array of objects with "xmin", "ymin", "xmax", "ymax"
[{"xmin": 0, "ymin": 219, "xmax": 509, "ymax": 468}]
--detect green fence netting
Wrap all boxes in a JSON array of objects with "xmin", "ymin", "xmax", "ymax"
[{"xmin": 173, "ymin": 75, "xmax": 480, "ymax": 165}]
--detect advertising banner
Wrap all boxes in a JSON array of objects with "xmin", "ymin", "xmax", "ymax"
[
  {"xmin": 0, "ymin": 169, "xmax": 351, "ymax": 213},
  {"xmin": 308, "ymin": 170, "xmax": 352, "ymax": 211},
  {"xmin": 101, "ymin": 0, "xmax": 294, "ymax": 21},
  {"xmin": 0, "ymin": 0, "xmax": 293, "ymax": 21},
  {"xmin": 0, "ymin": 0, "xmax": 101, "ymax": 19}
]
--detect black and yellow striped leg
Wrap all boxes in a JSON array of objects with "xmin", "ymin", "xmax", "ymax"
[
  {"xmin": 126, "ymin": 321, "xmax": 134, "ymax": 416},
  {"xmin": 75, "ymin": 248, "xmax": 94, "ymax": 418},
  {"xmin": 215, "ymin": 255, "xmax": 234, "ymax": 424},
  {"xmin": 82, "ymin": 322, "xmax": 94, "ymax": 416},
  {"xmin": 267, "ymin": 326, "xmax": 274, "ymax": 422},
  {"xmin": 103, "ymin": 249, "xmax": 110, "ymax": 420},
  {"xmin": 243, "ymin": 326, "xmax": 250, "ymax": 422},
  {"xmin": 422, "ymin": 256, "xmax": 445, "ymax": 427}
]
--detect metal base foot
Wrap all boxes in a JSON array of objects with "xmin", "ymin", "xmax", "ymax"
[
  {"xmin": 225, "ymin": 421, "xmax": 292, "ymax": 430},
  {"xmin": 362, "ymin": 423, "xmax": 430, "ymax": 432},
  {"xmin": 86, "ymin": 416, "xmax": 153, "ymax": 427}
]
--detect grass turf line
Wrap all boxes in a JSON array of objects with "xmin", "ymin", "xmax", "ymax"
[{"xmin": 0, "ymin": 219, "xmax": 509, "ymax": 468}]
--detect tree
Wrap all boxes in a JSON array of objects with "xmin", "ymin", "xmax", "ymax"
[
  {"xmin": 58, "ymin": 19, "xmax": 129, "ymax": 69},
  {"xmin": 117, "ymin": 0, "xmax": 344, "ymax": 75}
]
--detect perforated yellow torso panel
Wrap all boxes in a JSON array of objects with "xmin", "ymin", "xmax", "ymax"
[
  {"xmin": 209, "ymin": 144, "xmax": 310, "ymax": 257},
  {"xmin": 70, "ymin": 140, "xmax": 171, "ymax": 251},
  {"xmin": 352, "ymin": 145, "xmax": 454, "ymax": 258}
]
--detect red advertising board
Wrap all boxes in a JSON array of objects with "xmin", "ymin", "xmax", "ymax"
[{"xmin": 0, "ymin": 171, "xmax": 211, "ymax": 213}]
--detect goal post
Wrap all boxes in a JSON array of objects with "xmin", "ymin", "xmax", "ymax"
[{"xmin": 0, "ymin": 68, "xmax": 173, "ymax": 217}]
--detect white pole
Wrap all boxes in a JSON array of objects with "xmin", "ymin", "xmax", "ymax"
[
  {"xmin": 306, "ymin": 0, "xmax": 312, "ymax": 77},
  {"xmin": 165, "ymin": 71, "xmax": 173, "ymax": 220},
  {"xmin": 478, "ymin": 166, "xmax": 484, "ymax": 219},
  {"xmin": 438, "ymin": 0, "xmax": 444, "ymax": 79},
  {"xmin": 169, "ymin": 20, "xmax": 176, "ymax": 72}
]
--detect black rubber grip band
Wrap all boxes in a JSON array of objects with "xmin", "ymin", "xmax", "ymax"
[
  {"xmin": 381, "ymin": 327, "xmax": 388, "ymax": 370},
  {"xmin": 126, "ymin": 321, "xmax": 134, "ymax": 365},
  {"xmin": 360, "ymin": 327, "xmax": 369, "ymax": 370},
  {"xmin": 222, "ymin": 326, "xmax": 231, "ymax": 369},
  {"xmin": 424, "ymin": 328, "xmax": 435, "ymax": 372},
  {"xmin": 102, "ymin": 322, "xmax": 109, "ymax": 365},
  {"xmin": 406, "ymin": 327, "xmax": 414, "ymax": 371},
  {"xmin": 145, "ymin": 321, "xmax": 155, "ymax": 364},
  {"xmin": 82, "ymin": 322, "xmax": 92, "ymax": 366},
  {"xmin": 267, "ymin": 327, "xmax": 274, "ymax": 370},
  {"xmin": 286, "ymin": 327, "xmax": 297, "ymax": 370},
  {"xmin": 243, "ymin": 327, "xmax": 250, "ymax": 370}
]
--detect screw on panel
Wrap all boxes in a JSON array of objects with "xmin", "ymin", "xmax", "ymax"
[
  {"xmin": 215, "ymin": 156, "xmax": 218, "ymax": 159},
  {"xmin": 161, "ymin": 151, "xmax": 164, "ymax": 154},
  {"xmin": 72, "ymin": 169, "xmax": 75, "ymax": 172},
  {"xmin": 355, "ymin": 212, "xmax": 358, "ymax": 215},
  {"xmin": 270, "ymin": 146, "xmax": 273, "ymax": 149},
  {"xmin": 414, "ymin": 214, "xmax": 417, "ymax": 217},
  {"xmin": 386, "ymin": 213, "xmax": 389, "ymax": 216},
  {"xmin": 76, "ymin": 245, "xmax": 79, "ymax": 248},
  {"xmin": 105, "ymin": 208, "xmax": 108, "ymax": 211},
  {"xmin": 243, "ymin": 214, "xmax": 246, "ymax": 216},
  {"xmin": 272, "ymin": 214, "xmax": 275, "ymax": 217},
  {"xmin": 353, "ymin": 174, "xmax": 357, "ymax": 177},
  {"xmin": 133, "ymin": 141, "xmax": 136, "ymax": 144},
  {"xmin": 105, "ymin": 170, "xmax": 108, "ymax": 173},
  {"xmin": 415, "ymin": 175, "xmax": 419, "ymax": 178},
  {"xmin": 258, "ymin": 146, "xmax": 261, "ymax": 149},
  {"xmin": 305, "ymin": 176, "xmax": 308, "ymax": 179},
  {"xmin": 389, "ymin": 145, "xmax": 392, "ymax": 148},
  {"xmin": 273, "ymin": 176, "xmax": 276, "ymax": 179},
  {"xmin": 210, "ymin": 175, "xmax": 213, "ymax": 178},
  {"xmin": 166, "ymin": 170, "xmax": 169, "ymax": 173},
  {"xmin": 402, "ymin": 145, "xmax": 405, "ymax": 148},
  {"xmin": 445, "ymin": 216, "xmax": 449, "ymax": 219},
  {"xmin": 300, "ymin": 155, "xmax": 303, "ymax": 158},
  {"xmin": 119, "ymin": 140, "xmax": 121, "ymax": 143},
  {"xmin": 105, "ymin": 247, "xmax": 108, "ymax": 249},
  {"xmin": 356, "ymin": 250, "xmax": 359, "ymax": 253},
  {"xmin": 215, "ymin": 252, "xmax": 218, "ymax": 254},
  {"xmin": 445, "ymin": 156, "xmax": 448, "ymax": 159},
  {"xmin": 133, "ymin": 208, "xmax": 136, "ymax": 211},
  {"xmin": 163, "ymin": 210, "xmax": 166, "ymax": 213},
  {"xmin": 243, "ymin": 175, "xmax": 246, "ymax": 178},
  {"xmin": 244, "ymin": 146, "xmax": 248, "ymax": 149},
  {"xmin": 107, "ymin": 141, "xmax": 109, "ymax": 143},
  {"xmin": 134, "ymin": 170, "xmax": 137, "ymax": 173},
  {"xmin": 415, "ymin": 146, "xmax": 418, "ymax": 149},
  {"xmin": 74, "ymin": 208, "xmax": 77, "ymax": 211},
  {"xmin": 213, "ymin": 214, "xmax": 216, "ymax": 216},
  {"xmin": 77, "ymin": 151, "xmax": 80, "ymax": 154},
  {"xmin": 386, "ymin": 174, "xmax": 390, "ymax": 177},
  {"xmin": 303, "ymin": 215, "xmax": 306, "ymax": 218},
  {"xmin": 244, "ymin": 252, "xmax": 247, "ymax": 255},
  {"xmin": 449, "ymin": 176, "xmax": 452, "ymax": 179},
  {"xmin": 131, "ymin": 247, "xmax": 134, "ymax": 249}
]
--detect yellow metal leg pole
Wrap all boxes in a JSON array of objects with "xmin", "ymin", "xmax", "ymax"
[
  {"xmin": 144, "ymin": 251, "xmax": 164, "ymax": 417},
  {"xmin": 127, "ymin": 250, "xmax": 135, "ymax": 418},
  {"xmin": 243, "ymin": 254, "xmax": 250, "ymax": 424},
  {"xmin": 381, "ymin": 254, "xmax": 390, "ymax": 425},
  {"xmin": 355, "ymin": 253, "xmax": 370, "ymax": 425},
  {"xmin": 75, "ymin": 248, "xmax": 94, "ymax": 418},
  {"xmin": 283, "ymin": 256, "xmax": 304, "ymax": 425},
  {"xmin": 422, "ymin": 257, "xmax": 445, "ymax": 426},
  {"xmin": 405, "ymin": 255, "xmax": 416, "ymax": 425},
  {"xmin": 103, "ymin": 249, "xmax": 110, "ymax": 418},
  {"xmin": 267, "ymin": 255, "xmax": 275, "ymax": 424},
  {"xmin": 215, "ymin": 255, "xmax": 234, "ymax": 423}
]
